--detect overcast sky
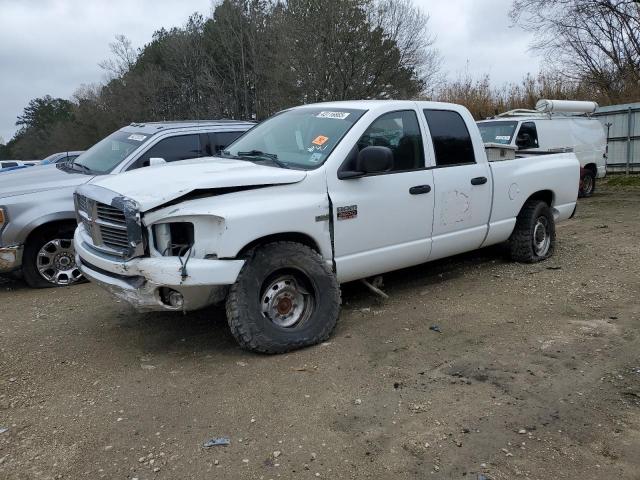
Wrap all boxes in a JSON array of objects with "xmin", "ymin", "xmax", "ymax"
[{"xmin": 0, "ymin": 0, "xmax": 540, "ymax": 144}]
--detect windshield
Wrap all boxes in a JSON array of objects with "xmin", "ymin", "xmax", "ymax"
[
  {"xmin": 75, "ymin": 131, "xmax": 149, "ymax": 174},
  {"xmin": 477, "ymin": 121, "xmax": 518, "ymax": 145},
  {"xmin": 41, "ymin": 153, "xmax": 61, "ymax": 164},
  {"xmin": 224, "ymin": 107, "xmax": 366, "ymax": 169}
]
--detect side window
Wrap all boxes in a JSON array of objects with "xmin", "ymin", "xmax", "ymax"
[
  {"xmin": 1, "ymin": 162, "xmax": 18, "ymax": 168},
  {"xmin": 516, "ymin": 122, "xmax": 539, "ymax": 149},
  {"xmin": 356, "ymin": 110, "xmax": 425, "ymax": 172},
  {"xmin": 135, "ymin": 134, "xmax": 203, "ymax": 168},
  {"xmin": 210, "ymin": 131, "xmax": 245, "ymax": 155},
  {"xmin": 423, "ymin": 109, "xmax": 475, "ymax": 166}
]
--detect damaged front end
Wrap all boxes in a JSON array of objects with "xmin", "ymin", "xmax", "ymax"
[
  {"xmin": 74, "ymin": 185, "xmax": 145, "ymax": 260},
  {"xmin": 73, "ymin": 184, "xmax": 244, "ymax": 312}
]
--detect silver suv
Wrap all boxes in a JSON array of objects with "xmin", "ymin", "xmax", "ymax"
[{"xmin": 0, "ymin": 120, "xmax": 253, "ymax": 287}]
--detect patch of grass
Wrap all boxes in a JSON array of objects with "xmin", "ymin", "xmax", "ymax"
[{"xmin": 605, "ymin": 175, "xmax": 640, "ymax": 187}]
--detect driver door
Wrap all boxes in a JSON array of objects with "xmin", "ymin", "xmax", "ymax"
[{"xmin": 327, "ymin": 110, "xmax": 434, "ymax": 283}]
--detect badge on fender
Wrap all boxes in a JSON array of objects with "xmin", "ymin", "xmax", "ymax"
[{"xmin": 337, "ymin": 205, "xmax": 357, "ymax": 220}]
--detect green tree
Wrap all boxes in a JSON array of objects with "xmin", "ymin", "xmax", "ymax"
[{"xmin": 16, "ymin": 95, "xmax": 73, "ymax": 131}]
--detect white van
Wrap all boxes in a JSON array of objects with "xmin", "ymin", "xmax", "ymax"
[{"xmin": 478, "ymin": 100, "xmax": 607, "ymax": 196}]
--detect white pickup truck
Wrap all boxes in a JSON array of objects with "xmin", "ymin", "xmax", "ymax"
[{"xmin": 74, "ymin": 100, "xmax": 579, "ymax": 353}]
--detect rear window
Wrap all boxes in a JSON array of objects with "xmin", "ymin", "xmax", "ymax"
[{"xmin": 423, "ymin": 110, "xmax": 476, "ymax": 166}]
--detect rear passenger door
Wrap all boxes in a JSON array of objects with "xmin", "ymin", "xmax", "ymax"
[{"xmin": 423, "ymin": 109, "xmax": 492, "ymax": 260}]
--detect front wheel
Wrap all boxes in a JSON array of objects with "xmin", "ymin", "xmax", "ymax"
[
  {"xmin": 226, "ymin": 242, "xmax": 341, "ymax": 354},
  {"xmin": 22, "ymin": 225, "xmax": 83, "ymax": 288},
  {"xmin": 509, "ymin": 200, "xmax": 556, "ymax": 263}
]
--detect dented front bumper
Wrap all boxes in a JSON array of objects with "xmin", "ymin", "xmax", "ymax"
[
  {"xmin": 0, "ymin": 245, "xmax": 23, "ymax": 273},
  {"xmin": 74, "ymin": 226, "xmax": 244, "ymax": 312}
]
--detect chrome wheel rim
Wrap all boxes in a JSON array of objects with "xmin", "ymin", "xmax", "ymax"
[
  {"xmin": 261, "ymin": 274, "xmax": 314, "ymax": 328},
  {"xmin": 582, "ymin": 175, "xmax": 593, "ymax": 194},
  {"xmin": 533, "ymin": 217, "xmax": 551, "ymax": 257},
  {"xmin": 36, "ymin": 239, "xmax": 82, "ymax": 285}
]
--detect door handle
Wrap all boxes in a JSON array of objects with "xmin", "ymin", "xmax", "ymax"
[
  {"xmin": 409, "ymin": 185, "xmax": 431, "ymax": 195},
  {"xmin": 471, "ymin": 176, "xmax": 488, "ymax": 186}
]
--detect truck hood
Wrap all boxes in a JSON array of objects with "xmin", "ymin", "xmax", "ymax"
[
  {"xmin": 90, "ymin": 157, "xmax": 308, "ymax": 211},
  {"xmin": 0, "ymin": 164, "xmax": 91, "ymax": 199}
]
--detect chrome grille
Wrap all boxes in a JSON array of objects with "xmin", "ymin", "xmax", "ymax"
[
  {"xmin": 96, "ymin": 204, "xmax": 126, "ymax": 226},
  {"xmin": 76, "ymin": 194, "xmax": 89, "ymax": 213},
  {"xmin": 99, "ymin": 224, "xmax": 129, "ymax": 250},
  {"xmin": 75, "ymin": 193, "xmax": 137, "ymax": 257}
]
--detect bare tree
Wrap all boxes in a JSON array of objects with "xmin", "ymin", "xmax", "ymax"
[
  {"xmin": 369, "ymin": 0, "xmax": 441, "ymax": 88},
  {"xmin": 510, "ymin": 0, "xmax": 640, "ymax": 102},
  {"xmin": 99, "ymin": 34, "xmax": 139, "ymax": 79}
]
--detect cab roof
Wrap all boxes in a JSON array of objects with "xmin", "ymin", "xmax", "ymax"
[{"xmin": 291, "ymin": 99, "xmax": 471, "ymax": 114}]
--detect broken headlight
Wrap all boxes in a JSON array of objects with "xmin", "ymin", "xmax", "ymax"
[{"xmin": 153, "ymin": 222, "xmax": 194, "ymax": 256}]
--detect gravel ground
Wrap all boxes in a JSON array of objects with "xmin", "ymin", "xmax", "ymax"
[{"xmin": 1, "ymin": 185, "xmax": 639, "ymax": 480}]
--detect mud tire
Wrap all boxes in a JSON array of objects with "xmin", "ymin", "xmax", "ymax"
[
  {"xmin": 226, "ymin": 242, "xmax": 341, "ymax": 354},
  {"xmin": 509, "ymin": 200, "xmax": 556, "ymax": 263}
]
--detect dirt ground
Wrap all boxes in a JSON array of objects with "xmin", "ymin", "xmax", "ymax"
[{"xmin": 1, "ymin": 185, "xmax": 639, "ymax": 480}]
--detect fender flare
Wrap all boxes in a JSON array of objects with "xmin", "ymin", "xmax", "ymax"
[{"xmin": 17, "ymin": 211, "xmax": 77, "ymax": 245}]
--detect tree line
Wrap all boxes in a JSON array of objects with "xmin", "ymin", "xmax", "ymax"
[{"xmin": 1, "ymin": 0, "xmax": 638, "ymax": 160}]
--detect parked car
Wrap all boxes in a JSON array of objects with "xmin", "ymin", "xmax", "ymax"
[
  {"xmin": 41, "ymin": 151, "xmax": 85, "ymax": 165},
  {"xmin": 0, "ymin": 160, "xmax": 40, "ymax": 173},
  {"xmin": 0, "ymin": 120, "xmax": 254, "ymax": 288},
  {"xmin": 74, "ymin": 100, "xmax": 579, "ymax": 353},
  {"xmin": 477, "ymin": 99, "xmax": 606, "ymax": 197}
]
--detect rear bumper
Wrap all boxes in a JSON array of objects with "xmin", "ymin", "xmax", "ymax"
[
  {"xmin": 74, "ymin": 227, "xmax": 244, "ymax": 312},
  {"xmin": 0, "ymin": 245, "xmax": 23, "ymax": 273}
]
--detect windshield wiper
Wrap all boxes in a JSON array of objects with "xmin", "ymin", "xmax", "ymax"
[
  {"xmin": 236, "ymin": 150, "xmax": 290, "ymax": 169},
  {"xmin": 66, "ymin": 159, "xmax": 94, "ymax": 174}
]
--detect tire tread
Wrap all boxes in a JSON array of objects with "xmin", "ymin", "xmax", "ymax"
[
  {"xmin": 509, "ymin": 200, "xmax": 555, "ymax": 263},
  {"xmin": 226, "ymin": 241, "xmax": 341, "ymax": 354}
]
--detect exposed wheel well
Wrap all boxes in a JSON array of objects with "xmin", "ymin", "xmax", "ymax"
[
  {"xmin": 584, "ymin": 163, "xmax": 597, "ymax": 175},
  {"xmin": 237, "ymin": 232, "xmax": 321, "ymax": 257},
  {"xmin": 25, "ymin": 219, "xmax": 77, "ymax": 247},
  {"xmin": 524, "ymin": 190, "xmax": 553, "ymax": 207}
]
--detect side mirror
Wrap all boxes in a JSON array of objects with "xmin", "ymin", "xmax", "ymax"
[
  {"xmin": 338, "ymin": 146, "xmax": 394, "ymax": 179},
  {"xmin": 149, "ymin": 157, "xmax": 166, "ymax": 166}
]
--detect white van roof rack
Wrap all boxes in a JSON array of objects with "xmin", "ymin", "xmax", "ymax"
[
  {"xmin": 495, "ymin": 109, "xmax": 545, "ymax": 118},
  {"xmin": 490, "ymin": 100, "xmax": 599, "ymax": 120}
]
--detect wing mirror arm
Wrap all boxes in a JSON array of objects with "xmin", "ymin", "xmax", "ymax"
[{"xmin": 149, "ymin": 157, "xmax": 166, "ymax": 166}]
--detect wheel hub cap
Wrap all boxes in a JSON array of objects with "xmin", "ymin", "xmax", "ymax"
[
  {"xmin": 261, "ymin": 275, "xmax": 312, "ymax": 328},
  {"xmin": 533, "ymin": 217, "xmax": 551, "ymax": 256},
  {"xmin": 36, "ymin": 239, "xmax": 82, "ymax": 285}
]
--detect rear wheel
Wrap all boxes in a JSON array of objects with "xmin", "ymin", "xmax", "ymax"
[
  {"xmin": 579, "ymin": 170, "xmax": 595, "ymax": 197},
  {"xmin": 22, "ymin": 225, "xmax": 83, "ymax": 288},
  {"xmin": 509, "ymin": 200, "xmax": 556, "ymax": 263},
  {"xmin": 226, "ymin": 241, "xmax": 341, "ymax": 354}
]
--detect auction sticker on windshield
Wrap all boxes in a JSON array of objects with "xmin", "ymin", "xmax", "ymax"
[
  {"xmin": 312, "ymin": 135, "xmax": 329, "ymax": 146},
  {"xmin": 316, "ymin": 111, "xmax": 350, "ymax": 120},
  {"xmin": 127, "ymin": 134, "xmax": 147, "ymax": 142}
]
